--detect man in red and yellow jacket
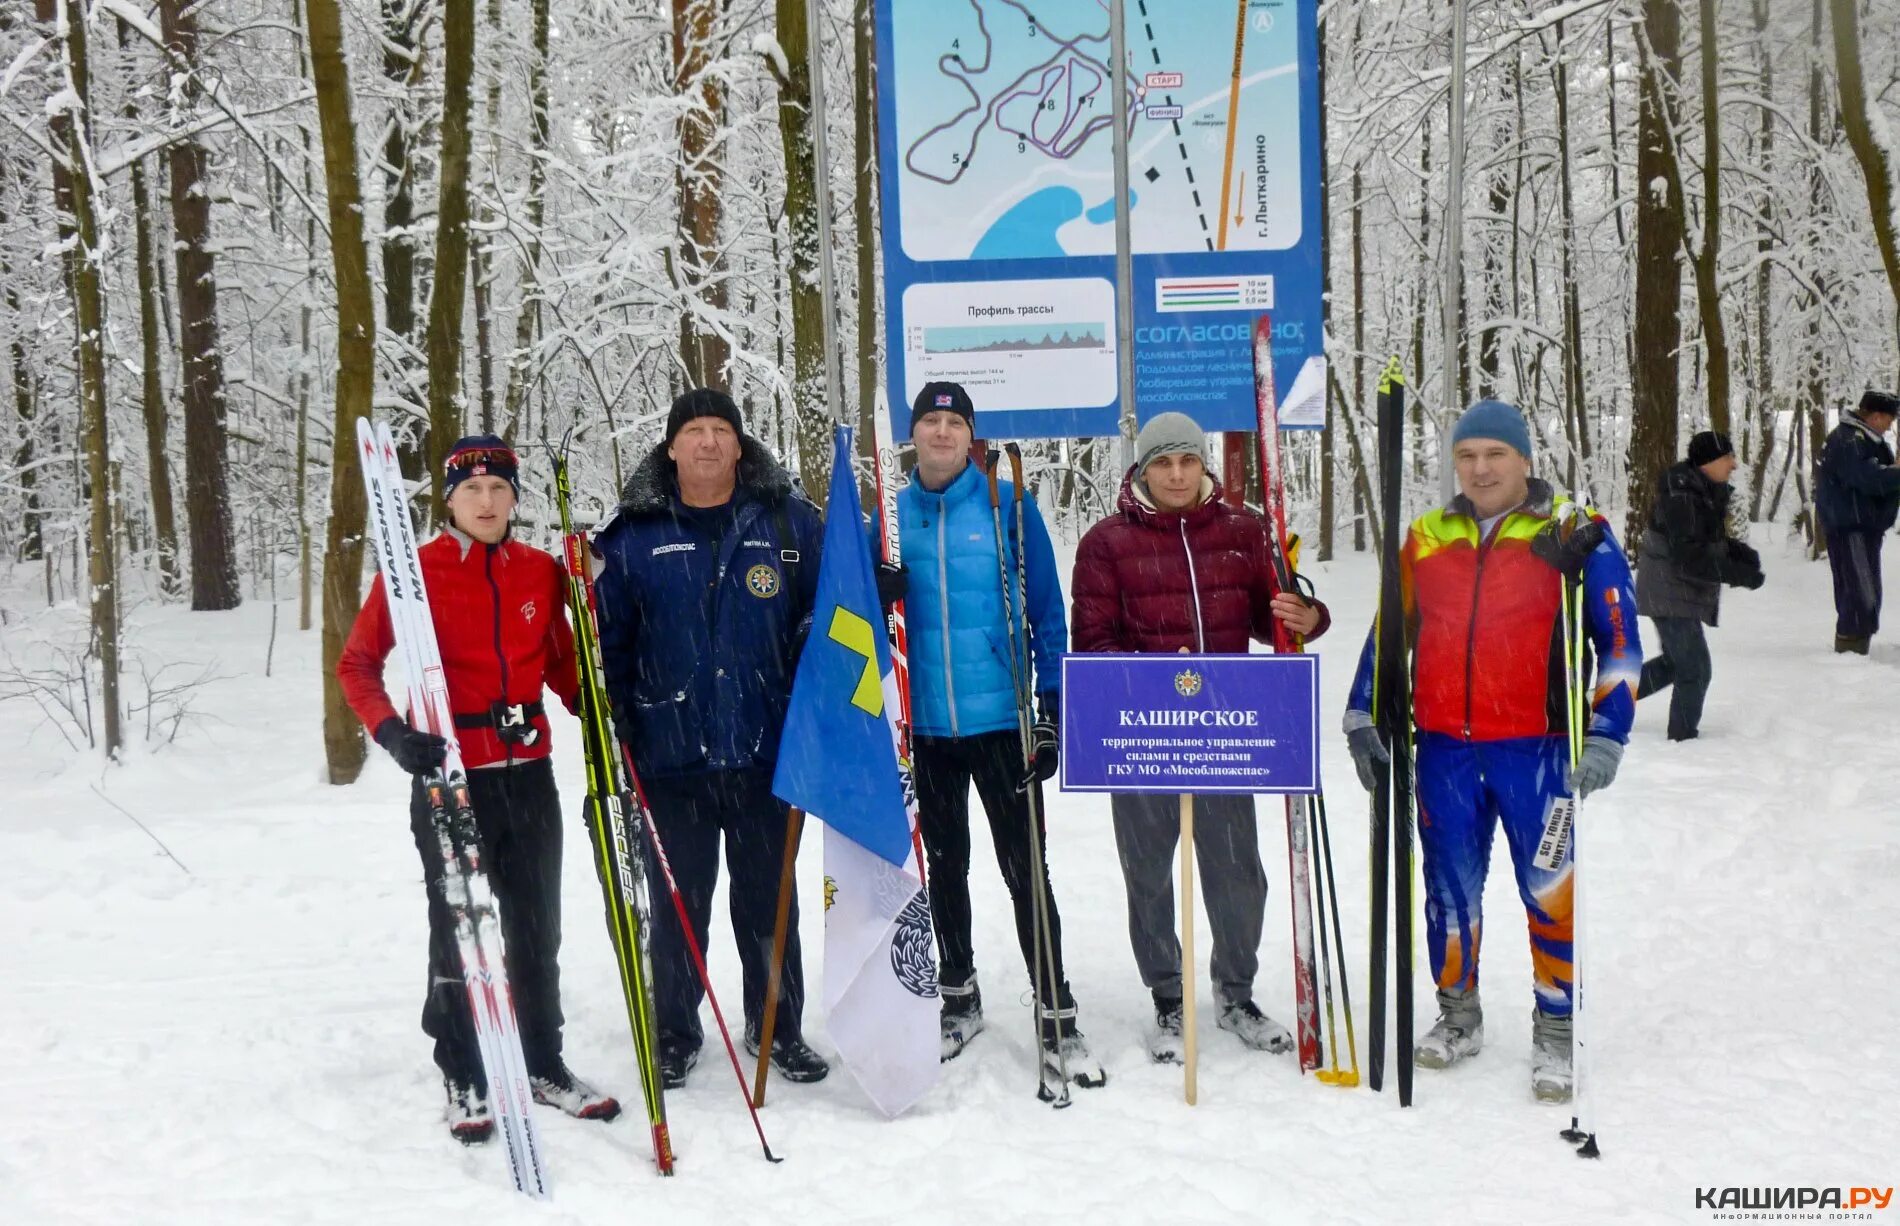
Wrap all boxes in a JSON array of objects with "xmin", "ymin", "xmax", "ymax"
[
  {"xmin": 338, "ymin": 434, "xmax": 617, "ymax": 1142},
  {"xmin": 1343, "ymin": 400, "xmax": 1641, "ymax": 1105}
]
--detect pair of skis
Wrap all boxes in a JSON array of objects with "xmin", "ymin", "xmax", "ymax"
[
  {"xmin": 1251, "ymin": 318, "xmax": 1360, "ymax": 1090},
  {"xmin": 551, "ymin": 455, "xmax": 674, "ymax": 1175},
  {"xmin": 356, "ymin": 417, "xmax": 550, "ymax": 1199}
]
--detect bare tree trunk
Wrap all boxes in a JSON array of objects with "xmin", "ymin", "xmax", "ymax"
[
  {"xmin": 1746, "ymin": 0, "xmax": 1776, "ymax": 519},
  {"xmin": 1554, "ymin": 19, "xmax": 1593, "ymax": 494},
  {"xmin": 1313, "ymin": 9, "xmax": 1333, "ymax": 558},
  {"xmin": 1830, "ymin": 0, "xmax": 1900, "ymax": 363},
  {"xmin": 674, "ymin": 0, "xmax": 732, "ymax": 389},
  {"xmin": 422, "ymin": 0, "xmax": 477, "ymax": 526},
  {"xmin": 1351, "ymin": 153, "xmax": 1367, "ymax": 553},
  {"xmin": 472, "ymin": 0, "xmax": 504, "ymax": 435},
  {"xmin": 770, "ymin": 0, "xmax": 830, "ymax": 484},
  {"xmin": 113, "ymin": 19, "xmax": 182, "ymax": 597},
  {"xmin": 1, "ymin": 149, "xmax": 44, "ymax": 562},
  {"xmin": 381, "ymin": 0, "xmax": 425, "ymax": 468},
  {"xmin": 853, "ymin": 0, "xmax": 880, "ymax": 510},
  {"xmin": 500, "ymin": 0, "xmax": 549, "ymax": 439},
  {"xmin": 1694, "ymin": 0, "xmax": 1730, "ymax": 433},
  {"xmin": 1627, "ymin": 0, "xmax": 1685, "ymax": 550},
  {"xmin": 156, "ymin": 0, "xmax": 239, "ymax": 610},
  {"xmin": 293, "ymin": 0, "xmax": 317, "ymax": 632},
  {"xmin": 51, "ymin": 0, "xmax": 121, "ymax": 756},
  {"xmin": 306, "ymin": 0, "xmax": 378, "ymax": 784}
]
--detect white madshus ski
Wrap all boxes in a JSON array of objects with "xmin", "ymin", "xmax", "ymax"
[{"xmin": 356, "ymin": 418, "xmax": 550, "ymax": 1199}]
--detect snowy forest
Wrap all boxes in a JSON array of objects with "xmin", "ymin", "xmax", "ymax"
[{"xmin": 1, "ymin": 0, "xmax": 1897, "ymax": 775}]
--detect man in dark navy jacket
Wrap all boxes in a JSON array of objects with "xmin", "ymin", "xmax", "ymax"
[
  {"xmin": 592, "ymin": 389, "xmax": 829, "ymax": 1088},
  {"xmin": 1817, "ymin": 390, "xmax": 1900, "ymax": 653}
]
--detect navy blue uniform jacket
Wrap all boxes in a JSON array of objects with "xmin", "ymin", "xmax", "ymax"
[{"xmin": 593, "ymin": 438, "xmax": 824, "ymax": 780}]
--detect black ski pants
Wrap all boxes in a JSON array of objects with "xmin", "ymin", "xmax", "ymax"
[
  {"xmin": 410, "ymin": 757, "xmax": 565, "ymax": 1088},
  {"xmin": 639, "ymin": 767, "xmax": 804, "ymax": 1052},
  {"xmin": 1827, "ymin": 527, "xmax": 1885, "ymax": 639},
  {"xmin": 1638, "ymin": 615, "xmax": 1713, "ymax": 740},
  {"xmin": 913, "ymin": 730, "xmax": 1071, "ymax": 1006}
]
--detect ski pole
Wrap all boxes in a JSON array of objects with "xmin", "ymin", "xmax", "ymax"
[
  {"xmin": 984, "ymin": 449, "xmax": 1067, "ymax": 1107},
  {"xmin": 621, "ymin": 744, "xmax": 783, "ymax": 1164},
  {"xmin": 1006, "ymin": 443, "xmax": 1073, "ymax": 1102}
]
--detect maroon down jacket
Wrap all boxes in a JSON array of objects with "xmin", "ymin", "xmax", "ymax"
[{"xmin": 1070, "ymin": 469, "xmax": 1331, "ymax": 655}]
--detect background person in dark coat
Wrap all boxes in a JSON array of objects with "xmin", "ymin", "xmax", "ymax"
[
  {"xmin": 1816, "ymin": 390, "xmax": 1900, "ymax": 654},
  {"xmin": 592, "ymin": 388, "xmax": 829, "ymax": 1088},
  {"xmin": 1635, "ymin": 431, "xmax": 1764, "ymax": 741}
]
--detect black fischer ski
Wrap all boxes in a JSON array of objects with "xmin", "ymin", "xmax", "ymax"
[
  {"xmin": 551, "ymin": 454, "xmax": 673, "ymax": 1175},
  {"xmin": 1369, "ymin": 358, "xmax": 1416, "ymax": 1106}
]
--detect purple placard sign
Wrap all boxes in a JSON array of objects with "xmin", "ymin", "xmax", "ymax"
[{"xmin": 1058, "ymin": 654, "xmax": 1319, "ymax": 794}]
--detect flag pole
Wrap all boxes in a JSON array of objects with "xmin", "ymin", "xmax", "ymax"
[
  {"xmin": 753, "ymin": 806, "xmax": 805, "ymax": 1105},
  {"xmin": 754, "ymin": 0, "xmax": 851, "ymax": 1107}
]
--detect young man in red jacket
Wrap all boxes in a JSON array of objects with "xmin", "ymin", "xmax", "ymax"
[
  {"xmin": 338, "ymin": 434, "xmax": 619, "ymax": 1143},
  {"xmin": 1071, "ymin": 412, "xmax": 1328, "ymax": 1063}
]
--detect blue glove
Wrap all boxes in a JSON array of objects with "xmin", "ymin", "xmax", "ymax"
[{"xmin": 1567, "ymin": 736, "xmax": 1624, "ymax": 799}]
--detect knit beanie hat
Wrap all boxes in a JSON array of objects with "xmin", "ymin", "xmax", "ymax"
[
  {"xmin": 666, "ymin": 387, "xmax": 745, "ymax": 445},
  {"xmin": 1134, "ymin": 412, "xmax": 1208, "ymax": 476},
  {"xmin": 1687, "ymin": 430, "xmax": 1734, "ymax": 467},
  {"xmin": 1860, "ymin": 389, "xmax": 1900, "ymax": 419},
  {"xmin": 912, "ymin": 381, "xmax": 976, "ymax": 433},
  {"xmin": 442, "ymin": 434, "xmax": 520, "ymax": 499},
  {"xmin": 1450, "ymin": 399, "xmax": 1533, "ymax": 459}
]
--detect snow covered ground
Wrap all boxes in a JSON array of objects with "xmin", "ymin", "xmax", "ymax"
[{"xmin": 3, "ymin": 524, "xmax": 1895, "ymax": 1225}]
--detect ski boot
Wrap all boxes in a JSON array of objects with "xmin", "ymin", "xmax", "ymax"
[
  {"xmin": 745, "ymin": 1026, "xmax": 831, "ymax": 1084},
  {"xmin": 1836, "ymin": 635, "xmax": 1871, "ymax": 656},
  {"xmin": 530, "ymin": 1061, "xmax": 622, "ymax": 1121},
  {"xmin": 1147, "ymin": 992, "xmax": 1186, "ymax": 1065},
  {"xmin": 657, "ymin": 1039, "xmax": 699, "ymax": 1091},
  {"xmin": 443, "ymin": 1075, "xmax": 493, "ymax": 1145},
  {"xmin": 940, "ymin": 976, "xmax": 986, "ymax": 1063},
  {"xmin": 1217, "ymin": 998, "xmax": 1294, "ymax": 1054},
  {"xmin": 1415, "ymin": 986, "xmax": 1485, "ymax": 1070},
  {"xmin": 1037, "ymin": 998, "xmax": 1105, "ymax": 1090},
  {"xmin": 1531, "ymin": 1009, "xmax": 1573, "ymax": 1103}
]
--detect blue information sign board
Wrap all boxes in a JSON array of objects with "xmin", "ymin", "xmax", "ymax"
[
  {"xmin": 1059, "ymin": 654, "xmax": 1319, "ymax": 794},
  {"xmin": 874, "ymin": 0, "xmax": 1325, "ymax": 439}
]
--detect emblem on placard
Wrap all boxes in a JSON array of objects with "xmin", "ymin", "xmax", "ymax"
[{"xmin": 1174, "ymin": 668, "xmax": 1204, "ymax": 698}]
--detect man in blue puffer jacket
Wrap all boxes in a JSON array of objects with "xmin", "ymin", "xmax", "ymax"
[
  {"xmin": 593, "ymin": 388, "xmax": 828, "ymax": 1089},
  {"xmin": 898, "ymin": 382, "xmax": 1102, "ymax": 1089}
]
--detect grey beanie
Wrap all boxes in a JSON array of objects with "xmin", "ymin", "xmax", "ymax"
[{"xmin": 1134, "ymin": 412, "xmax": 1208, "ymax": 476}]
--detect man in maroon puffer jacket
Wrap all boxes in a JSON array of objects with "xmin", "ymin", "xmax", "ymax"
[{"xmin": 1071, "ymin": 412, "xmax": 1330, "ymax": 1064}]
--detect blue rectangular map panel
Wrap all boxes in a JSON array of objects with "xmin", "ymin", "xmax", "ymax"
[
  {"xmin": 1059, "ymin": 654, "xmax": 1320, "ymax": 795},
  {"xmin": 876, "ymin": 0, "xmax": 1325, "ymax": 440}
]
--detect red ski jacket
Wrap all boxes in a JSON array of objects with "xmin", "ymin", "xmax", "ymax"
[
  {"xmin": 1071, "ymin": 469, "xmax": 1330, "ymax": 655},
  {"xmin": 338, "ymin": 529, "xmax": 579, "ymax": 768}
]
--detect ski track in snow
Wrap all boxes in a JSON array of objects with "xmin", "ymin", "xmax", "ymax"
[{"xmin": 2, "ymin": 527, "xmax": 1894, "ymax": 1224}]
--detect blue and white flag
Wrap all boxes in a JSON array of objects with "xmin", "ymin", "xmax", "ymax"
[{"xmin": 772, "ymin": 426, "xmax": 939, "ymax": 1118}]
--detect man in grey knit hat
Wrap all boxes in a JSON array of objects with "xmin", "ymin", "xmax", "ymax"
[{"xmin": 1071, "ymin": 412, "xmax": 1328, "ymax": 1062}]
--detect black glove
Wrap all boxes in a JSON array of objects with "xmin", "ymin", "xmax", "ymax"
[
  {"xmin": 875, "ymin": 561, "xmax": 909, "ymax": 610},
  {"xmin": 1530, "ymin": 515, "xmax": 1607, "ymax": 579},
  {"xmin": 375, "ymin": 716, "xmax": 447, "ymax": 777},
  {"xmin": 1346, "ymin": 723, "xmax": 1390, "ymax": 792},
  {"xmin": 1020, "ymin": 692, "xmax": 1060, "ymax": 791},
  {"xmin": 1725, "ymin": 540, "xmax": 1765, "ymax": 590}
]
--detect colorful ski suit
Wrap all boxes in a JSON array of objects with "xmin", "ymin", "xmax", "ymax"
[{"xmin": 1346, "ymin": 481, "xmax": 1641, "ymax": 1016}]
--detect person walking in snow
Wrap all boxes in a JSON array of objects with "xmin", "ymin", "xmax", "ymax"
[
  {"xmin": 1817, "ymin": 390, "xmax": 1900, "ymax": 655},
  {"xmin": 590, "ymin": 389, "xmax": 830, "ymax": 1090},
  {"xmin": 1070, "ymin": 412, "xmax": 1329, "ymax": 1065},
  {"xmin": 896, "ymin": 382, "xmax": 1102, "ymax": 1087},
  {"xmin": 1341, "ymin": 400, "xmax": 1642, "ymax": 1104},
  {"xmin": 1635, "ymin": 430, "xmax": 1765, "ymax": 741},
  {"xmin": 338, "ymin": 434, "xmax": 621, "ymax": 1144}
]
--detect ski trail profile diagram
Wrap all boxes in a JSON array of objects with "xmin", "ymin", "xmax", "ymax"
[{"xmin": 892, "ymin": 0, "xmax": 1304, "ymax": 262}]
